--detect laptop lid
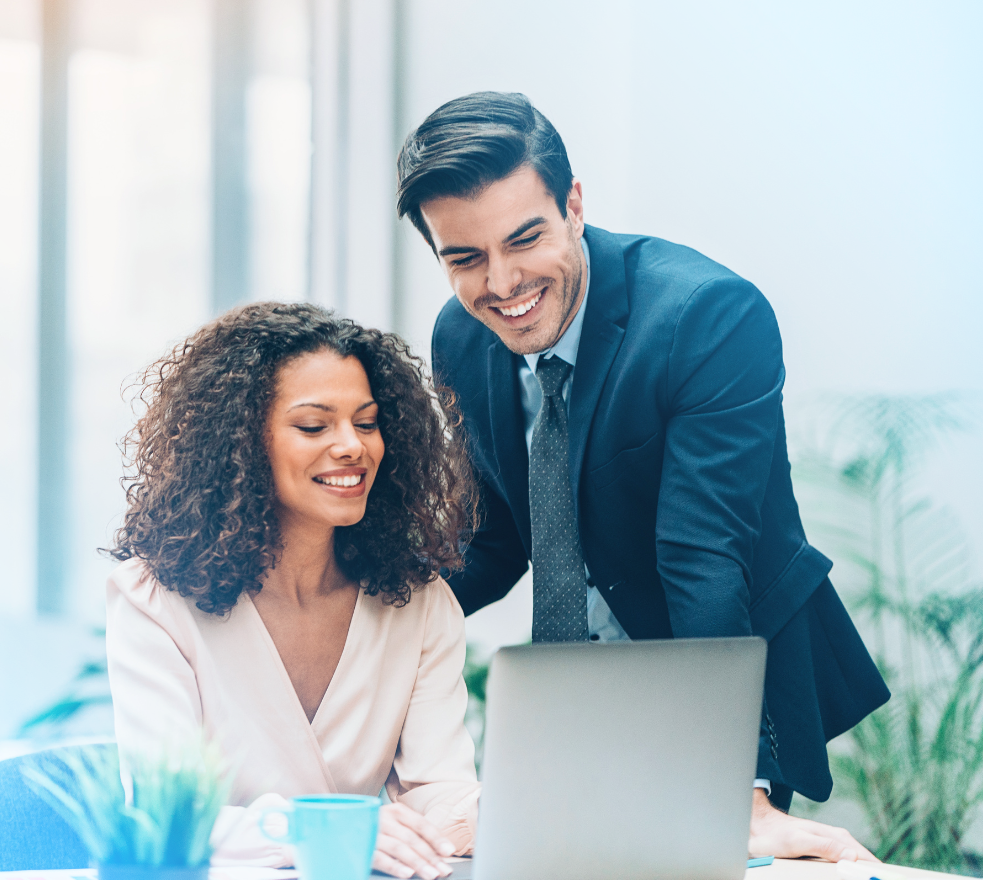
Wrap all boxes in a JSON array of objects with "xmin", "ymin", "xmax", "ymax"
[{"xmin": 472, "ymin": 637, "xmax": 766, "ymax": 880}]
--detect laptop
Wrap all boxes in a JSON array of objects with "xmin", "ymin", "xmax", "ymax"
[{"xmin": 464, "ymin": 637, "xmax": 767, "ymax": 880}]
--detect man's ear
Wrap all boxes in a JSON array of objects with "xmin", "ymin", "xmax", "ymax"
[{"xmin": 566, "ymin": 179, "xmax": 585, "ymax": 235}]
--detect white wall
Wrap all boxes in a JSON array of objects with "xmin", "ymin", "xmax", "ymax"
[
  {"xmin": 395, "ymin": 0, "xmax": 983, "ymax": 650},
  {"xmin": 1, "ymin": 0, "xmax": 979, "ymax": 732},
  {"xmin": 399, "ymin": 0, "xmax": 982, "ymax": 392}
]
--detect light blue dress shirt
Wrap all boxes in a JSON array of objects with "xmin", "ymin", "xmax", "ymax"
[{"xmin": 516, "ymin": 237, "xmax": 771, "ymax": 793}]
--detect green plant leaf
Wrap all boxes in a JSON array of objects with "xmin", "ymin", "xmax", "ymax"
[{"xmin": 794, "ymin": 392, "xmax": 983, "ymax": 874}]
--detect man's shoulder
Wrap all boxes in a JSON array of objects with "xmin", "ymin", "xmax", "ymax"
[
  {"xmin": 586, "ymin": 224, "xmax": 746, "ymax": 293},
  {"xmin": 586, "ymin": 225, "xmax": 771, "ymax": 340}
]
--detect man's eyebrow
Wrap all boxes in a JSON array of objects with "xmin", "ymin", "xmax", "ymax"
[
  {"xmin": 286, "ymin": 400, "xmax": 377, "ymax": 413},
  {"xmin": 437, "ymin": 244, "xmax": 480, "ymax": 258}
]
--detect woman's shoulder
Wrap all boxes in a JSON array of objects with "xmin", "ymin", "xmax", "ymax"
[
  {"xmin": 108, "ymin": 556, "xmax": 157, "ymax": 600},
  {"xmin": 359, "ymin": 577, "xmax": 465, "ymax": 652},
  {"xmin": 361, "ymin": 576, "xmax": 463, "ymax": 618},
  {"xmin": 424, "ymin": 576, "xmax": 465, "ymax": 623},
  {"xmin": 107, "ymin": 557, "xmax": 201, "ymax": 627}
]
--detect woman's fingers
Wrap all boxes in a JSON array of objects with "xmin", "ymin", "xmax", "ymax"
[
  {"xmin": 375, "ymin": 832, "xmax": 448, "ymax": 879},
  {"xmin": 374, "ymin": 803, "xmax": 454, "ymax": 878},
  {"xmin": 372, "ymin": 849, "xmax": 413, "ymax": 879},
  {"xmin": 386, "ymin": 803, "xmax": 456, "ymax": 858},
  {"xmin": 372, "ymin": 846, "xmax": 434, "ymax": 879}
]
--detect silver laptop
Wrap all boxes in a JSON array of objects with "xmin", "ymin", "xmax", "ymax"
[{"xmin": 469, "ymin": 637, "xmax": 766, "ymax": 880}]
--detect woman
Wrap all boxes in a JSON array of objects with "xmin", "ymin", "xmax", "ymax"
[{"xmin": 105, "ymin": 302, "xmax": 479, "ymax": 880}]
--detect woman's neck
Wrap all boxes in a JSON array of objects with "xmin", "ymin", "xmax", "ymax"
[{"xmin": 262, "ymin": 520, "xmax": 349, "ymax": 605}]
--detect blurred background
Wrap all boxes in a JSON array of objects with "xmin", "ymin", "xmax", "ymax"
[{"xmin": 0, "ymin": 0, "xmax": 981, "ymax": 868}]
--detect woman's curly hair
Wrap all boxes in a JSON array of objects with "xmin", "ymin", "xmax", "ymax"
[{"xmin": 109, "ymin": 302, "xmax": 476, "ymax": 615}]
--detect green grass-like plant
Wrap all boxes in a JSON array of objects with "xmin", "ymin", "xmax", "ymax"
[
  {"xmin": 463, "ymin": 643, "xmax": 491, "ymax": 771},
  {"xmin": 23, "ymin": 741, "xmax": 231, "ymax": 867},
  {"xmin": 793, "ymin": 392, "xmax": 983, "ymax": 874}
]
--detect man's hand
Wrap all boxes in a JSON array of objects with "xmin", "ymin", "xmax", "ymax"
[
  {"xmin": 372, "ymin": 802, "xmax": 455, "ymax": 879},
  {"xmin": 749, "ymin": 788, "xmax": 879, "ymax": 862}
]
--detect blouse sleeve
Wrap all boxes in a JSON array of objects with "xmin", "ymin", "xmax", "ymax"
[
  {"xmin": 105, "ymin": 567, "xmax": 294, "ymax": 868},
  {"xmin": 385, "ymin": 579, "xmax": 482, "ymax": 855}
]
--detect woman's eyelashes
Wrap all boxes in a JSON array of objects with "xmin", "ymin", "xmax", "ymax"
[{"xmin": 294, "ymin": 421, "xmax": 379, "ymax": 435}]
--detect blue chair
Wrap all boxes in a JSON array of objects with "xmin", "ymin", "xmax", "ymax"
[{"xmin": 0, "ymin": 742, "xmax": 118, "ymax": 870}]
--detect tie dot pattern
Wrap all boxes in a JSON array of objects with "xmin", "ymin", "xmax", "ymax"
[{"xmin": 529, "ymin": 356, "xmax": 589, "ymax": 643}]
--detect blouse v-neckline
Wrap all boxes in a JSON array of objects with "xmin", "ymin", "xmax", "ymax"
[{"xmin": 244, "ymin": 587, "xmax": 364, "ymax": 732}]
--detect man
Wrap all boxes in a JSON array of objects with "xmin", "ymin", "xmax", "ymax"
[{"xmin": 397, "ymin": 91, "xmax": 890, "ymax": 859}]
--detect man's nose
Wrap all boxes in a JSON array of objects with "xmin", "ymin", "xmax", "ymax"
[{"xmin": 486, "ymin": 252, "xmax": 520, "ymax": 299}]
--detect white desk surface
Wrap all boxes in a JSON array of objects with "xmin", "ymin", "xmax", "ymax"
[{"xmin": 0, "ymin": 860, "xmax": 974, "ymax": 880}]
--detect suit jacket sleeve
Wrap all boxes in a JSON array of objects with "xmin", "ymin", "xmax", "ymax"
[
  {"xmin": 431, "ymin": 316, "xmax": 530, "ymax": 616},
  {"xmin": 655, "ymin": 275, "xmax": 784, "ymax": 637},
  {"xmin": 445, "ymin": 472, "xmax": 530, "ymax": 616},
  {"xmin": 654, "ymin": 276, "xmax": 785, "ymax": 783}
]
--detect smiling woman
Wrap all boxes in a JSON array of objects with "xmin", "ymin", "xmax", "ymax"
[
  {"xmin": 103, "ymin": 302, "xmax": 479, "ymax": 879},
  {"xmin": 109, "ymin": 302, "xmax": 471, "ymax": 613}
]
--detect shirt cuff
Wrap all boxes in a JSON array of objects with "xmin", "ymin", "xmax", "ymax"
[{"xmin": 753, "ymin": 778, "xmax": 772, "ymax": 796}]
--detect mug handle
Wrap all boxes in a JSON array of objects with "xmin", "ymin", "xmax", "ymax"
[{"xmin": 259, "ymin": 805, "xmax": 295, "ymax": 843}]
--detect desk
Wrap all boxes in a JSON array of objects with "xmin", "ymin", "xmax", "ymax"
[
  {"xmin": 0, "ymin": 862, "xmax": 974, "ymax": 880},
  {"xmin": 753, "ymin": 860, "xmax": 972, "ymax": 880}
]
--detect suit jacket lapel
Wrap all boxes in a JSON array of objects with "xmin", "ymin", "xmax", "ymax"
[
  {"xmin": 569, "ymin": 226, "xmax": 628, "ymax": 522},
  {"xmin": 487, "ymin": 340, "xmax": 532, "ymax": 548}
]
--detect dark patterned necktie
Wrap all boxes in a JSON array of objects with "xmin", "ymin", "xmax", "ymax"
[{"xmin": 529, "ymin": 356, "xmax": 589, "ymax": 642}]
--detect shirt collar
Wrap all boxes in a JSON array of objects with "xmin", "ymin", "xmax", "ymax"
[{"xmin": 522, "ymin": 236, "xmax": 591, "ymax": 373}]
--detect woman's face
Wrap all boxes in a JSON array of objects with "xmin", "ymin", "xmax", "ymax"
[{"xmin": 266, "ymin": 350, "xmax": 385, "ymax": 532}]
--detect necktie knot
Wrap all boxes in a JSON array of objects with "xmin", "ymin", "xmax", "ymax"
[{"xmin": 536, "ymin": 356, "xmax": 572, "ymax": 398}]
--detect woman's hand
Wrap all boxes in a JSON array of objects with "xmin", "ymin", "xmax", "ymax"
[
  {"xmin": 749, "ymin": 789, "xmax": 879, "ymax": 862},
  {"xmin": 372, "ymin": 802, "xmax": 456, "ymax": 879}
]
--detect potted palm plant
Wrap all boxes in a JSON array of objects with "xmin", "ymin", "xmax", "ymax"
[{"xmin": 23, "ymin": 741, "xmax": 230, "ymax": 880}]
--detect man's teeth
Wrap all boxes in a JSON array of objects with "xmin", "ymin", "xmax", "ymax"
[
  {"xmin": 315, "ymin": 474, "xmax": 363, "ymax": 487},
  {"xmin": 497, "ymin": 292, "xmax": 541, "ymax": 317}
]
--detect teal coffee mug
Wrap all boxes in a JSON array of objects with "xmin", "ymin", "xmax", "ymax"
[{"xmin": 260, "ymin": 794, "xmax": 381, "ymax": 880}]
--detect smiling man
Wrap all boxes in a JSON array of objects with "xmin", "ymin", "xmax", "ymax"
[{"xmin": 396, "ymin": 92, "xmax": 890, "ymax": 858}]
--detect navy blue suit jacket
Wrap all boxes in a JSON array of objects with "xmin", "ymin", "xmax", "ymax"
[{"xmin": 432, "ymin": 225, "xmax": 889, "ymax": 801}]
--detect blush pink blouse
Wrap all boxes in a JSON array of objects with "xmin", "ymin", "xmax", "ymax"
[{"xmin": 105, "ymin": 558, "xmax": 480, "ymax": 865}]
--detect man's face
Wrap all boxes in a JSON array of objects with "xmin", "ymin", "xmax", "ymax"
[{"xmin": 420, "ymin": 165, "xmax": 586, "ymax": 355}]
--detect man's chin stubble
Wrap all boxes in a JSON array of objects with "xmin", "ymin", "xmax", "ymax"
[{"xmin": 498, "ymin": 322, "xmax": 559, "ymax": 356}]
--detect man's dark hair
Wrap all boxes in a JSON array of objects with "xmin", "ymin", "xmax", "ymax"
[{"xmin": 396, "ymin": 91, "xmax": 574, "ymax": 250}]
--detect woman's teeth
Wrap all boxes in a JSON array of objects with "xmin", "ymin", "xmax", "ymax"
[
  {"xmin": 497, "ymin": 292, "xmax": 541, "ymax": 317},
  {"xmin": 315, "ymin": 474, "xmax": 363, "ymax": 487}
]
